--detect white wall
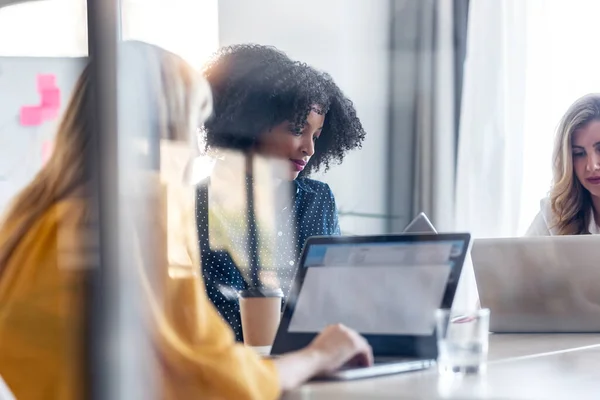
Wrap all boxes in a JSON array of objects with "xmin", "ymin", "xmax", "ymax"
[{"xmin": 218, "ymin": 0, "xmax": 390, "ymax": 235}]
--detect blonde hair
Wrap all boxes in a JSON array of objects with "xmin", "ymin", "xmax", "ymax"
[
  {"xmin": 550, "ymin": 93, "xmax": 600, "ymax": 235},
  {"xmin": 0, "ymin": 41, "xmax": 212, "ymax": 270}
]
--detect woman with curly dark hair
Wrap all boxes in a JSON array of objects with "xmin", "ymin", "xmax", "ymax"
[{"xmin": 197, "ymin": 44, "xmax": 366, "ymax": 341}]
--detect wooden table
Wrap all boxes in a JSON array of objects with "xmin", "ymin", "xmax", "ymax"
[{"xmin": 284, "ymin": 334, "xmax": 600, "ymax": 399}]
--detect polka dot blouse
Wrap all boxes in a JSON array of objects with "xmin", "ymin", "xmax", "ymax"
[{"xmin": 196, "ymin": 177, "xmax": 341, "ymax": 342}]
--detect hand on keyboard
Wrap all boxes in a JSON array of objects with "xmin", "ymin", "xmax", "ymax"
[{"xmin": 307, "ymin": 324, "xmax": 374, "ymax": 375}]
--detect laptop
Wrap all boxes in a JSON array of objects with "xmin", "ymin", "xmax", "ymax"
[
  {"xmin": 471, "ymin": 235, "xmax": 600, "ymax": 333},
  {"xmin": 270, "ymin": 233, "xmax": 472, "ymax": 380},
  {"xmin": 404, "ymin": 212, "xmax": 437, "ymax": 234}
]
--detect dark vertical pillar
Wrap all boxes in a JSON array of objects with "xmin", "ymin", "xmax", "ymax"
[{"xmin": 85, "ymin": 1, "xmax": 122, "ymax": 399}]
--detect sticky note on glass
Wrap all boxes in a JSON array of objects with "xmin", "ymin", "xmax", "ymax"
[
  {"xmin": 41, "ymin": 88, "xmax": 60, "ymax": 108},
  {"xmin": 41, "ymin": 107, "xmax": 58, "ymax": 119},
  {"xmin": 37, "ymin": 74, "xmax": 57, "ymax": 91},
  {"xmin": 20, "ymin": 106, "xmax": 43, "ymax": 126},
  {"xmin": 19, "ymin": 74, "xmax": 61, "ymax": 126}
]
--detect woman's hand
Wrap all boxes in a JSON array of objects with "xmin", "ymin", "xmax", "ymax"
[
  {"xmin": 274, "ymin": 324, "xmax": 373, "ymax": 391},
  {"xmin": 306, "ymin": 323, "xmax": 374, "ymax": 375}
]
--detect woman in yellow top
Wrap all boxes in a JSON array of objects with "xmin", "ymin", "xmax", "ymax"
[{"xmin": 0, "ymin": 41, "xmax": 372, "ymax": 400}]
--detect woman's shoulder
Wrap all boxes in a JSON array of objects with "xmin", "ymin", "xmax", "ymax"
[
  {"xmin": 295, "ymin": 178, "xmax": 340, "ymax": 234},
  {"xmin": 296, "ymin": 178, "xmax": 334, "ymax": 197},
  {"xmin": 49, "ymin": 197, "xmax": 91, "ymax": 226},
  {"xmin": 538, "ymin": 197, "xmax": 556, "ymax": 228},
  {"xmin": 525, "ymin": 197, "xmax": 556, "ymax": 236},
  {"xmin": 1, "ymin": 197, "xmax": 92, "ymax": 272},
  {"xmin": 539, "ymin": 197, "xmax": 551, "ymax": 210},
  {"xmin": 43, "ymin": 199, "xmax": 93, "ymax": 253},
  {"xmin": 9, "ymin": 197, "xmax": 90, "ymax": 237}
]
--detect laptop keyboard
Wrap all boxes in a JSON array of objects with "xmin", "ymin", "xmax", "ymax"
[
  {"xmin": 374, "ymin": 357, "xmax": 415, "ymax": 365},
  {"xmin": 313, "ymin": 358, "xmax": 434, "ymax": 381},
  {"xmin": 339, "ymin": 357, "xmax": 416, "ymax": 370}
]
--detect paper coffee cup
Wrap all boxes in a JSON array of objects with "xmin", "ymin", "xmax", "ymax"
[{"xmin": 239, "ymin": 288, "xmax": 284, "ymax": 347}]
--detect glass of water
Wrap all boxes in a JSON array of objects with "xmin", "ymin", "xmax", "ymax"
[{"xmin": 435, "ymin": 308, "xmax": 490, "ymax": 375}]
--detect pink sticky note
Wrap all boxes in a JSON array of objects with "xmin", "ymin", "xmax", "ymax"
[
  {"xmin": 41, "ymin": 107, "xmax": 58, "ymax": 120},
  {"xmin": 37, "ymin": 74, "xmax": 57, "ymax": 91},
  {"xmin": 42, "ymin": 141, "xmax": 53, "ymax": 165},
  {"xmin": 20, "ymin": 106, "xmax": 43, "ymax": 126},
  {"xmin": 19, "ymin": 74, "xmax": 61, "ymax": 126},
  {"xmin": 41, "ymin": 88, "xmax": 60, "ymax": 109}
]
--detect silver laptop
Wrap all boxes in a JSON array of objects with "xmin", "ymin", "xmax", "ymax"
[
  {"xmin": 472, "ymin": 235, "xmax": 600, "ymax": 333},
  {"xmin": 271, "ymin": 233, "xmax": 472, "ymax": 380},
  {"xmin": 404, "ymin": 212, "xmax": 437, "ymax": 234}
]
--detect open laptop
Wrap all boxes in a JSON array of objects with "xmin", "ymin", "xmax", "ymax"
[
  {"xmin": 404, "ymin": 212, "xmax": 437, "ymax": 234},
  {"xmin": 472, "ymin": 235, "xmax": 600, "ymax": 333},
  {"xmin": 271, "ymin": 233, "xmax": 472, "ymax": 380}
]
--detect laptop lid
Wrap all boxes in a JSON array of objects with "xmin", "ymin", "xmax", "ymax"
[
  {"xmin": 472, "ymin": 235, "xmax": 600, "ymax": 333},
  {"xmin": 271, "ymin": 233, "xmax": 472, "ymax": 358},
  {"xmin": 404, "ymin": 212, "xmax": 437, "ymax": 234}
]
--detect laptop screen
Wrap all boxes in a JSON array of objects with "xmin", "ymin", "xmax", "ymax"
[{"xmin": 288, "ymin": 240, "xmax": 465, "ymax": 336}]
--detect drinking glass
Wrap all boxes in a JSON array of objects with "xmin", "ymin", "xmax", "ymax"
[{"xmin": 435, "ymin": 308, "xmax": 490, "ymax": 375}]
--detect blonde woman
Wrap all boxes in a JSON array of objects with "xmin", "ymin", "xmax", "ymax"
[
  {"xmin": 527, "ymin": 94, "xmax": 600, "ymax": 235},
  {"xmin": 0, "ymin": 41, "xmax": 372, "ymax": 400}
]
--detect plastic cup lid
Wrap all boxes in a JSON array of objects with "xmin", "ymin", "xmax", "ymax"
[{"xmin": 239, "ymin": 287, "xmax": 284, "ymax": 298}]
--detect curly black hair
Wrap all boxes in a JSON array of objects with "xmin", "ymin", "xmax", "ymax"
[{"xmin": 201, "ymin": 44, "xmax": 366, "ymax": 176}]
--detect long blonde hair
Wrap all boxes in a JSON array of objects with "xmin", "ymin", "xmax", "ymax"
[
  {"xmin": 550, "ymin": 93, "xmax": 600, "ymax": 235},
  {"xmin": 0, "ymin": 41, "xmax": 212, "ymax": 270}
]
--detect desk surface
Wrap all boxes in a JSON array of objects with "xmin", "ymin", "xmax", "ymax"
[{"xmin": 284, "ymin": 334, "xmax": 600, "ymax": 399}]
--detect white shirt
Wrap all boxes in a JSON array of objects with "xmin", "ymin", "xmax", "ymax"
[{"xmin": 525, "ymin": 198, "xmax": 600, "ymax": 236}]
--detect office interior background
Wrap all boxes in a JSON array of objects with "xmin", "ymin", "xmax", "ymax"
[{"xmin": 1, "ymin": 0, "xmax": 599, "ymax": 239}]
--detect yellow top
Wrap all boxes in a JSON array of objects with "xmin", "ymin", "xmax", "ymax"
[{"xmin": 0, "ymin": 198, "xmax": 280, "ymax": 400}]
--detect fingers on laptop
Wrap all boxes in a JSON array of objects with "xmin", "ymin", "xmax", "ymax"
[{"xmin": 309, "ymin": 324, "xmax": 374, "ymax": 373}]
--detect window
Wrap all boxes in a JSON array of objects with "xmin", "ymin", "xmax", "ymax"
[
  {"xmin": 456, "ymin": 0, "xmax": 600, "ymax": 237},
  {"xmin": 0, "ymin": 0, "xmax": 219, "ymax": 68}
]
